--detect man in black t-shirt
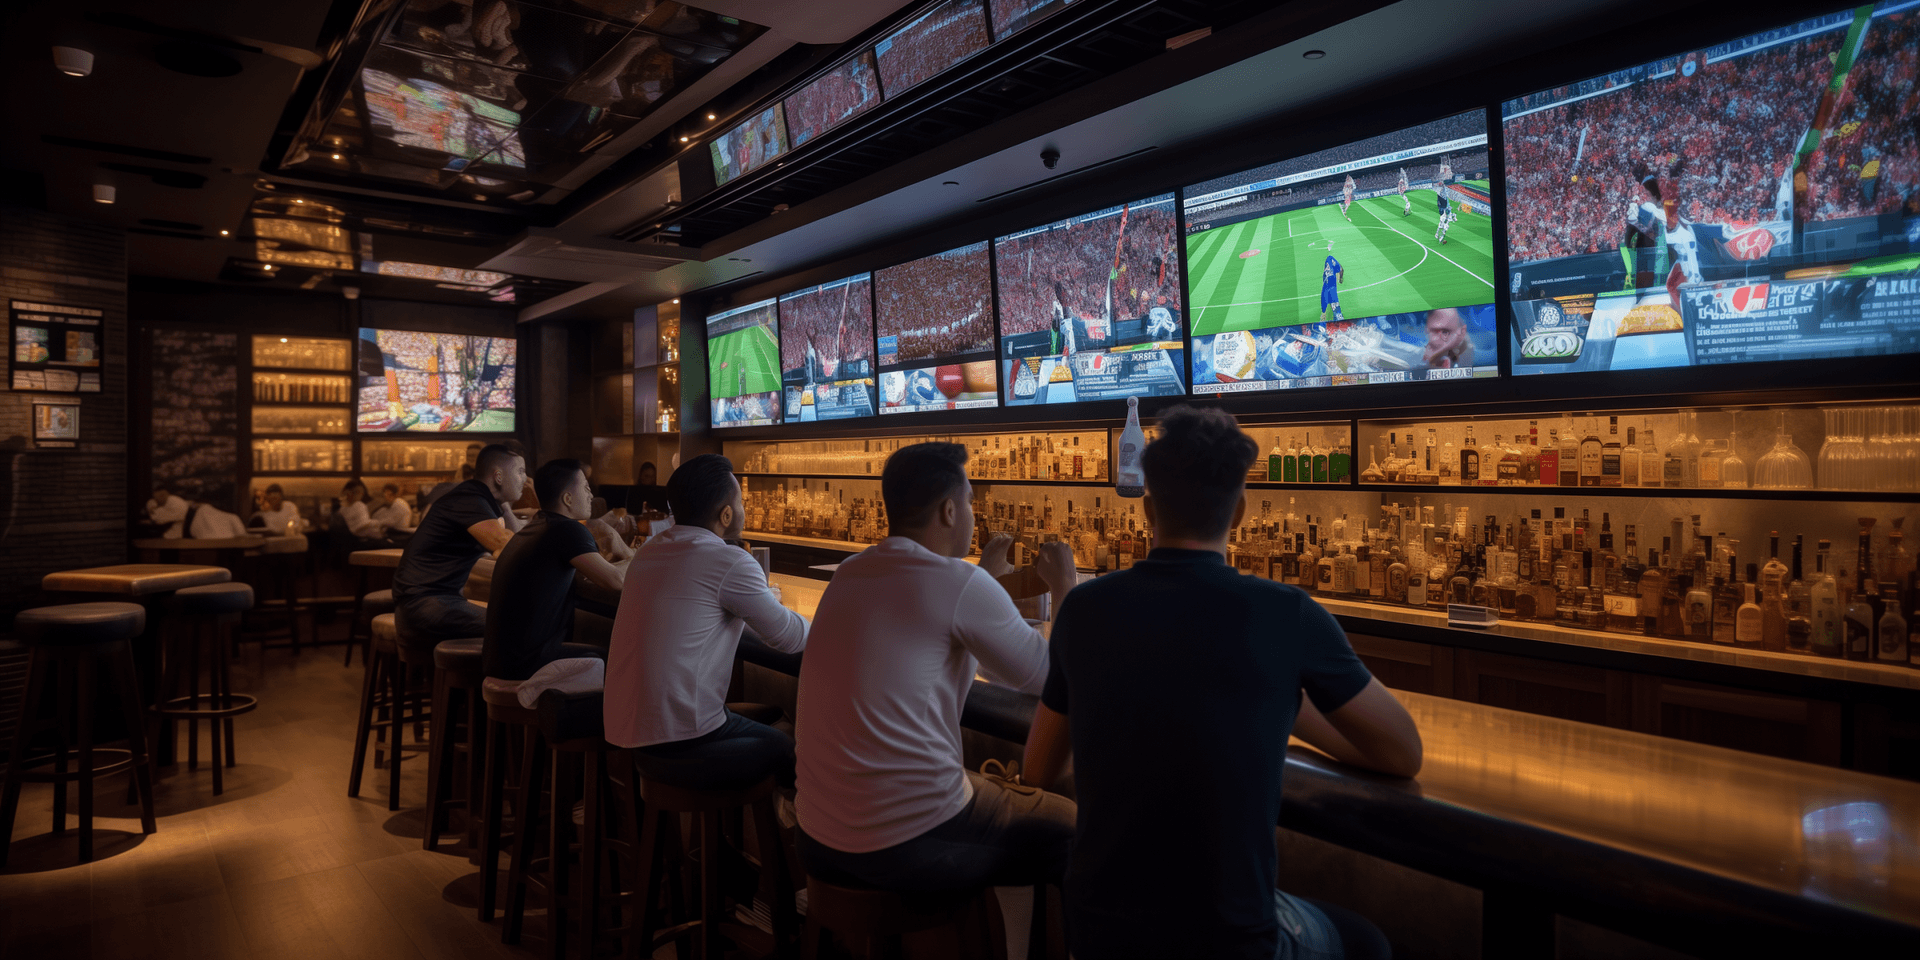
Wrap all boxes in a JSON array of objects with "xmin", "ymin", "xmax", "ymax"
[
  {"xmin": 1024, "ymin": 406, "xmax": 1422, "ymax": 960},
  {"xmin": 394, "ymin": 444, "xmax": 528, "ymax": 648},
  {"xmin": 485, "ymin": 458, "xmax": 626, "ymax": 681}
]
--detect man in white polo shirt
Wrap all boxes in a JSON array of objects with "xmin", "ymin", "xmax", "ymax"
[
  {"xmin": 794, "ymin": 441, "xmax": 1076, "ymax": 896},
  {"xmin": 605, "ymin": 454, "xmax": 810, "ymax": 789}
]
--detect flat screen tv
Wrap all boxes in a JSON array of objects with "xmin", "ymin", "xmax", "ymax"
[
  {"xmin": 706, "ymin": 299, "xmax": 784, "ymax": 428},
  {"xmin": 784, "ymin": 51, "xmax": 883, "ymax": 147},
  {"xmin": 994, "ymin": 193, "xmax": 1188, "ymax": 406},
  {"xmin": 779, "ymin": 274, "xmax": 878, "ymax": 422},
  {"xmin": 1182, "ymin": 110, "xmax": 1499, "ymax": 392},
  {"xmin": 710, "ymin": 104, "xmax": 790, "ymax": 187},
  {"xmin": 355, "ymin": 328, "xmax": 516, "ymax": 432},
  {"xmin": 873, "ymin": 241, "xmax": 999, "ymax": 414},
  {"xmin": 874, "ymin": 0, "xmax": 991, "ymax": 97},
  {"xmin": 1503, "ymin": 6, "xmax": 1920, "ymax": 374}
]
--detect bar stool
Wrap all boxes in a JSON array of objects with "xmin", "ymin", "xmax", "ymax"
[
  {"xmin": 799, "ymin": 878, "xmax": 994, "ymax": 960},
  {"xmin": 479, "ymin": 676, "xmax": 536, "ymax": 927},
  {"xmin": 245, "ymin": 535, "xmax": 311, "ymax": 652},
  {"xmin": 346, "ymin": 614, "xmax": 427, "ymax": 809},
  {"xmin": 0, "ymin": 602, "xmax": 157, "ymax": 865},
  {"xmin": 345, "ymin": 588, "xmax": 394, "ymax": 669},
  {"xmin": 154, "ymin": 583, "xmax": 259, "ymax": 796},
  {"xmin": 626, "ymin": 773, "xmax": 800, "ymax": 960},
  {"xmin": 388, "ymin": 620, "xmax": 449, "ymax": 812},
  {"xmin": 424, "ymin": 638, "xmax": 485, "ymax": 851}
]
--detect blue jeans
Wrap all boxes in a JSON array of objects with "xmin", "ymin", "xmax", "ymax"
[
  {"xmin": 630, "ymin": 707, "xmax": 794, "ymax": 790},
  {"xmin": 1274, "ymin": 890, "xmax": 1342, "ymax": 960},
  {"xmin": 797, "ymin": 770, "xmax": 1075, "ymax": 892}
]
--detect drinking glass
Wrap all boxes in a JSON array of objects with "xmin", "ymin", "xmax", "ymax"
[
  {"xmin": 1755, "ymin": 409, "xmax": 1814, "ymax": 489},
  {"xmin": 1721, "ymin": 412, "xmax": 1749, "ymax": 489}
]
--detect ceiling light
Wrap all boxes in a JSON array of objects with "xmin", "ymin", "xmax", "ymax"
[
  {"xmin": 1303, "ymin": 49, "xmax": 1326, "ymax": 59},
  {"xmin": 679, "ymin": 136, "xmax": 689, "ymax": 143},
  {"xmin": 294, "ymin": 198, "xmax": 304, "ymax": 204},
  {"xmin": 53, "ymin": 47, "xmax": 93, "ymax": 77},
  {"xmin": 706, "ymin": 113, "xmax": 716, "ymax": 121},
  {"xmin": 219, "ymin": 229, "xmax": 229, "ymax": 236},
  {"xmin": 92, "ymin": 184, "xmax": 115, "ymax": 204},
  {"xmin": 671, "ymin": 298, "xmax": 679, "ymax": 304},
  {"xmin": 332, "ymin": 153, "xmax": 342, "ymax": 160},
  {"xmin": 279, "ymin": 337, "xmax": 289, "ymax": 343}
]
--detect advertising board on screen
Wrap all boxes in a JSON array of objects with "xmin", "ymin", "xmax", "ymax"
[
  {"xmin": 707, "ymin": 299, "xmax": 784, "ymax": 428},
  {"xmin": 874, "ymin": 242, "xmax": 999, "ymax": 415},
  {"xmin": 1503, "ymin": 5, "xmax": 1920, "ymax": 375},
  {"xmin": 780, "ymin": 275, "xmax": 878, "ymax": 422},
  {"xmin": 995, "ymin": 193, "xmax": 1188, "ymax": 406},
  {"xmin": 1182, "ymin": 110, "xmax": 1500, "ymax": 393},
  {"xmin": 356, "ymin": 329, "xmax": 516, "ymax": 433}
]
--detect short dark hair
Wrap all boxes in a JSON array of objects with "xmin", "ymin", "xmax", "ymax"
[
  {"xmin": 666, "ymin": 454, "xmax": 736, "ymax": 527},
  {"xmin": 1142, "ymin": 405, "xmax": 1256, "ymax": 539},
  {"xmin": 264, "ymin": 484, "xmax": 283, "ymax": 496},
  {"xmin": 883, "ymin": 442, "xmax": 969, "ymax": 531},
  {"xmin": 342, "ymin": 478, "xmax": 367, "ymax": 497},
  {"xmin": 474, "ymin": 443, "xmax": 522, "ymax": 480},
  {"xmin": 381, "ymin": 483, "xmax": 399, "ymax": 496},
  {"xmin": 534, "ymin": 458, "xmax": 585, "ymax": 511}
]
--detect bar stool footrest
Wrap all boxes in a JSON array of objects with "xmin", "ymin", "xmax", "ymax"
[
  {"xmin": 153, "ymin": 693, "xmax": 259, "ymax": 719},
  {"xmin": 10, "ymin": 747, "xmax": 136, "ymax": 783}
]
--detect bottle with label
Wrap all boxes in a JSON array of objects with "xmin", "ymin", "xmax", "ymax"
[
  {"xmin": 1361, "ymin": 445, "xmax": 1385, "ymax": 483},
  {"xmin": 1558, "ymin": 416, "xmax": 1580, "ymax": 486},
  {"xmin": 1421, "ymin": 429, "xmax": 1437, "ymax": 484},
  {"xmin": 1522, "ymin": 421, "xmax": 1541, "ymax": 484},
  {"xmin": 1313, "ymin": 439, "xmax": 1331, "ymax": 483},
  {"xmin": 1606, "ymin": 565, "xmax": 1644, "ymax": 634},
  {"xmin": 1406, "ymin": 540, "xmax": 1428, "ymax": 607},
  {"xmin": 1271, "ymin": 438, "xmax": 1288, "ymax": 482},
  {"xmin": 1601, "ymin": 416, "xmax": 1623, "ymax": 486},
  {"xmin": 1711, "ymin": 551, "xmax": 1742, "ymax": 645},
  {"xmin": 1115, "ymin": 396, "xmax": 1146, "ymax": 497},
  {"xmin": 1637, "ymin": 422, "xmax": 1661, "ymax": 488},
  {"xmin": 1621, "ymin": 425, "xmax": 1641, "ymax": 487},
  {"xmin": 1460, "ymin": 425, "xmax": 1480, "ymax": 483},
  {"xmin": 1683, "ymin": 574, "xmax": 1712, "ymax": 641},
  {"xmin": 1809, "ymin": 540, "xmax": 1843, "ymax": 656},
  {"xmin": 1578, "ymin": 416, "xmax": 1604, "ymax": 486},
  {"xmin": 1736, "ymin": 582, "xmax": 1764, "ymax": 648},
  {"xmin": 1496, "ymin": 435, "xmax": 1522, "ymax": 485},
  {"xmin": 1638, "ymin": 549, "xmax": 1667, "ymax": 636},
  {"xmin": 1539, "ymin": 429, "xmax": 1560, "ymax": 487},
  {"xmin": 1330, "ymin": 438, "xmax": 1350, "ymax": 483},
  {"xmin": 1785, "ymin": 536, "xmax": 1812, "ymax": 654},
  {"xmin": 1760, "ymin": 532, "xmax": 1789, "ymax": 651},
  {"xmin": 1876, "ymin": 585, "xmax": 1907, "ymax": 663},
  {"xmin": 1676, "ymin": 409, "xmax": 1703, "ymax": 485}
]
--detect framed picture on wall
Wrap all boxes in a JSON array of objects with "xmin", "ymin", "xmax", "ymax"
[
  {"xmin": 32, "ymin": 401, "xmax": 79, "ymax": 448},
  {"xmin": 10, "ymin": 299, "xmax": 104, "ymax": 392}
]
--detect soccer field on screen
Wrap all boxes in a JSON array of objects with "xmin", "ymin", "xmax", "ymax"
[
  {"xmin": 707, "ymin": 325, "xmax": 782, "ymax": 399},
  {"xmin": 1185, "ymin": 189, "xmax": 1496, "ymax": 336}
]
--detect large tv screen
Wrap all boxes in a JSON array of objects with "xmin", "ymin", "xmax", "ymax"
[
  {"xmin": 780, "ymin": 274, "xmax": 878, "ymax": 422},
  {"xmin": 874, "ymin": 0, "xmax": 991, "ymax": 97},
  {"xmin": 707, "ymin": 299, "xmax": 784, "ymax": 428},
  {"xmin": 1183, "ymin": 110, "xmax": 1500, "ymax": 392},
  {"xmin": 356, "ymin": 329, "xmax": 516, "ymax": 432},
  {"xmin": 994, "ymin": 193, "xmax": 1188, "ymax": 406},
  {"xmin": 710, "ymin": 104, "xmax": 790, "ymax": 187},
  {"xmin": 873, "ymin": 241, "xmax": 999, "ymax": 414},
  {"xmin": 1503, "ymin": 6, "xmax": 1920, "ymax": 375},
  {"xmin": 784, "ymin": 51, "xmax": 883, "ymax": 147}
]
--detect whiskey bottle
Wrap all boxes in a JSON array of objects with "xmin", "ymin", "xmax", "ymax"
[
  {"xmin": 1878, "ymin": 585, "xmax": 1909, "ymax": 663},
  {"xmin": 1639, "ymin": 422, "xmax": 1662, "ymax": 488},
  {"xmin": 1522, "ymin": 421, "xmax": 1541, "ymax": 484},
  {"xmin": 1539, "ymin": 429, "xmax": 1561, "ymax": 487},
  {"xmin": 1761, "ymin": 532, "xmax": 1789, "ymax": 651},
  {"xmin": 1601, "ymin": 416, "xmax": 1623, "ymax": 487},
  {"xmin": 1683, "ymin": 574, "xmax": 1712, "ymax": 641},
  {"xmin": 1785, "ymin": 536, "xmax": 1812, "ymax": 654},
  {"xmin": 1736, "ymin": 582, "xmax": 1764, "ymax": 648},
  {"xmin": 1460, "ymin": 425, "xmax": 1480, "ymax": 483},
  {"xmin": 1496, "ymin": 435, "xmax": 1521, "ymax": 486},
  {"xmin": 1579, "ymin": 416, "xmax": 1603, "ymax": 487},
  {"xmin": 1621, "ymin": 425, "xmax": 1641, "ymax": 488},
  {"xmin": 1845, "ymin": 519, "xmax": 1877, "ymax": 660},
  {"xmin": 1557, "ymin": 416, "xmax": 1580, "ymax": 486},
  {"xmin": 1810, "ymin": 539, "xmax": 1842, "ymax": 656}
]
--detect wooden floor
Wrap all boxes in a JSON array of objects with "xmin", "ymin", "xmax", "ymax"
[{"xmin": 0, "ymin": 622, "xmax": 552, "ymax": 960}]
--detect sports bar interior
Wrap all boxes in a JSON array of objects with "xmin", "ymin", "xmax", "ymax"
[{"xmin": 2, "ymin": 0, "xmax": 1918, "ymax": 958}]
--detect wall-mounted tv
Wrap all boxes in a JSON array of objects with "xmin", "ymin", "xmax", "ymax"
[
  {"xmin": 873, "ymin": 241, "xmax": 998, "ymax": 414},
  {"xmin": 711, "ymin": 104, "xmax": 790, "ymax": 187},
  {"xmin": 356, "ymin": 328, "xmax": 516, "ymax": 432},
  {"xmin": 874, "ymin": 0, "xmax": 991, "ymax": 97},
  {"xmin": 994, "ymin": 193, "xmax": 1188, "ymax": 406},
  {"xmin": 1183, "ymin": 110, "xmax": 1499, "ymax": 392},
  {"xmin": 707, "ymin": 299, "xmax": 784, "ymax": 428},
  {"xmin": 1503, "ymin": 6, "xmax": 1920, "ymax": 375},
  {"xmin": 784, "ymin": 51, "xmax": 883, "ymax": 147},
  {"xmin": 780, "ymin": 274, "xmax": 878, "ymax": 422}
]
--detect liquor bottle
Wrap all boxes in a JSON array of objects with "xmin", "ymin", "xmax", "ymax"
[
  {"xmin": 1683, "ymin": 574, "xmax": 1712, "ymax": 641},
  {"xmin": 1662, "ymin": 426, "xmax": 1686, "ymax": 488},
  {"xmin": 1116, "ymin": 396, "xmax": 1146, "ymax": 497},
  {"xmin": 1760, "ymin": 532, "xmax": 1789, "ymax": 651},
  {"xmin": 1638, "ymin": 422, "xmax": 1661, "ymax": 488},
  {"xmin": 1361, "ymin": 445, "xmax": 1385, "ymax": 483},
  {"xmin": 1579, "ymin": 416, "xmax": 1603, "ymax": 487},
  {"xmin": 1606, "ymin": 564, "xmax": 1644, "ymax": 634},
  {"xmin": 1557, "ymin": 417, "xmax": 1580, "ymax": 486},
  {"xmin": 1270, "ymin": 437, "xmax": 1288, "ymax": 482},
  {"xmin": 1675, "ymin": 409, "xmax": 1703, "ymax": 486},
  {"xmin": 1735, "ymin": 582, "xmax": 1764, "ymax": 648},
  {"xmin": 1845, "ymin": 518, "xmax": 1877, "ymax": 660},
  {"xmin": 1810, "ymin": 539, "xmax": 1842, "ymax": 656},
  {"xmin": 1459, "ymin": 425, "xmax": 1480, "ymax": 483},
  {"xmin": 1438, "ymin": 434, "xmax": 1458, "ymax": 485},
  {"xmin": 1638, "ymin": 548, "xmax": 1667, "ymax": 636},
  {"xmin": 1876, "ymin": 585, "xmax": 1908, "ymax": 663},
  {"xmin": 1496, "ymin": 435, "xmax": 1522, "ymax": 485},
  {"xmin": 1882, "ymin": 518, "xmax": 1911, "ymax": 586},
  {"xmin": 1330, "ymin": 438, "xmax": 1350, "ymax": 483},
  {"xmin": 1785, "ymin": 536, "xmax": 1812, "ymax": 654},
  {"xmin": 1421, "ymin": 429, "xmax": 1437, "ymax": 484},
  {"xmin": 1406, "ymin": 539, "xmax": 1427, "ymax": 607},
  {"xmin": 1621, "ymin": 425, "xmax": 1641, "ymax": 488},
  {"xmin": 1523, "ymin": 421, "xmax": 1541, "ymax": 484},
  {"xmin": 1601, "ymin": 416, "xmax": 1623, "ymax": 487},
  {"xmin": 1313, "ymin": 439, "xmax": 1330, "ymax": 483},
  {"xmin": 1657, "ymin": 563, "xmax": 1685, "ymax": 639},
  {"xmin": 1539, "ymin": 429, "xmax": 1560, "ymax": 486}
]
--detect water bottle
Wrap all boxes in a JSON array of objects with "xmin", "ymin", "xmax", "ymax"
[{"xmin": 1116, "ymin": 396, "xmax": 1146, "ymax": 498}]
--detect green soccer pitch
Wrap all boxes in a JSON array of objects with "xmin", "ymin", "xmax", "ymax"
[
  {"xmin": 1184, "ymin": 188, "xmax": 1496, "ymax": 336},
  {"xmin": 707, "ymin": 325, "xmax": 782, "ymax": 399}
]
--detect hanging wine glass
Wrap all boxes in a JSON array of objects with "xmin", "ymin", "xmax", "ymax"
[
  {"xmin": 1755, "ymin": 409, "xmax": 1814, "ymax": 489},
  {"xmin": 1720, "ymin": 409, "xmax": 1749, "ymax": 489}
]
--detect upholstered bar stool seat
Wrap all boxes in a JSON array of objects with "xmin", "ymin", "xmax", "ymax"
[
  {"xmin": 800, "ymin": 878, "xmax": 993, "ymax": 960},
  {"xmin": 627, "ymin": 772, "xmax": 800, "ymax": 960},
  {"xmin": 425, "ymin": 639, "xmax": 486, "ymax": 852},
  {"xmin": 170, "ymin": 582, "xmax": 255, "ymax": 617},
  {"xmin": 1, "ymin": 602, "xmax": 157, "ymax": 865}
]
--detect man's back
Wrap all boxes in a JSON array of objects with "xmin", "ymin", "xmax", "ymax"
[
  {"xmin": 395, "ymin": 479, "xmax": 498, "ymax": 601},
  {"xmin": 483, "ymin": 511, "xmax": 595, "ymax": 681},
  {"xmin": 1045, "ymin": 548, "xmax": 1371, "ymax": 960}
]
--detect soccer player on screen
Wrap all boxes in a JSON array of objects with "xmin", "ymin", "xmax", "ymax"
[
  {"xmin": 1320, "ymin": 246, "xmax": 1344, "ymax": 322},
  {"xmin": 1435, "ymin": 188, "xmax": 1455, "ymax": 244},
  {"xmin": 1398, "ymin": 167, "xmax": 1411, "ymax": 217},
  {"xmin": 1341, "ymin": 174, "xmax": 1356, "ymax": 221},
  {"xmin": 1623, "ymin": 159, "xmax": 1727, "ymax": 305}
]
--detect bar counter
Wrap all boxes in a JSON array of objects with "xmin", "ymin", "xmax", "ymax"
[{"xmin": 723, "ymin": 572, "xmax": 1920, "ymax": 956}]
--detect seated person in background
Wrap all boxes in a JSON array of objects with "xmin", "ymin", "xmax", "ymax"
[
  {"xmin": 251, "ymin": 484, "xmax": 302, "ymax": 534},
  {"xmin": 605, "ymin": 454, "xmax": 809, "ymax": 789},
  {"xmin": 484, "ymin": 458, "xmax": 625, "ymax": 681},
  {"xmin": 1022, "ymin": 405, "xmax": 1419, "ymax": 960},
  {"xmin": 147, "ymin": 484, "xmax": 251, "ymax": 539},
  {"xmin": 394, "ymin": 444, "xmax": 528, "ymax": 646},
  {"xmin": 370, "ymin": 483, "xmax": 417, "ymax": 536},
  {"xmin": 628, "ymin": 460, "xmax": 670, "ymax": 514},
  {"xmin": 338, "ymin": 479, "xmax": 392, "ymax": 545},
  {"xmin": 793, "ymin": 442, "xmax": 1076, "ymax": 897}
]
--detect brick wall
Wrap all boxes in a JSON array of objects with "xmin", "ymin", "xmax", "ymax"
[
  {"xmin": 0, "ymin": 206, "xmax": 129, "ymax": 613},
  {"xmin": 149, "ymin": 329, "xmax": 238, "ymax": 509}
]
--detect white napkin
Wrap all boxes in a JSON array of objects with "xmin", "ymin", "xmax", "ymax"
[{"xmin": 515, "ymin": 657, "xmax": 605, "ymax": 708}]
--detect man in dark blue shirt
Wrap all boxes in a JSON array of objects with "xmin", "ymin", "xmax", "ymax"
[
  {"xmin": 484, "ymin": 458, "xmax": 625, "ymax": 681},
  {"xmin": 1024, "ymin": 405, "xmax": 1421, "ymax": 960}
]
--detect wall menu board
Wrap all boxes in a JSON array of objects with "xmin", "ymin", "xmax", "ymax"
[
  {"xmin": 10, "ymin": 299, "xmax": 104, "ymax": 393},
  {"xmin": 1182, "ymin": 111, "xmax": 1500, "ymax": 393},
  {"xmin": 1503, "ymin": 5, "xmax": 1920, "ymax": 375},
  {"xmin": 707, "ymin": 299, "xmax": 784, "ymax": 428},
  {"xmin": 994, "ymin": 193, "xmax": 1188, "ymax": 406},
  {"xmin": 780, "ymin": 274, "xmax": 878, "ymax": 422},
  {"xmin": 873, "ymin": 241, "xmax": 999, "ymax": 415}
]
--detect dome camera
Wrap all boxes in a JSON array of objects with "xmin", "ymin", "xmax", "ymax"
[{"xmin": 1040, "ymin": 147, "xmax": 1060, "ymax": 170}]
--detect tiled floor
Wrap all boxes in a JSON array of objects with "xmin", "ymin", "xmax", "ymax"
[{"xmin": 1, "ymin": 625, "xmax": 547, "ymax": 960}]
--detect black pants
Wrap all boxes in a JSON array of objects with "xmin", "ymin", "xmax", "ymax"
[
  {"xmin": 629, "ymin": 705, "xmax": 794, "ymax": 790},
  {"xmin": 394, "ymin": 594, "xmax": 487, "ymax": 650},
  {"xmin": 798, "ymin": 771, "xmax": 1075, "ymax": 892}
]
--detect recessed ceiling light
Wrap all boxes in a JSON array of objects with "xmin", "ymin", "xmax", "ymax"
[
  {"xmin": 279, "ymin": 337, "xmax": 289, "ymax": 343},
  {"xmin": 671, "ymin": 298, "xmax": 679, "ymax": 304},
  {"xmin": 219, "ymin": 229, "xmax": 229, "ymax": 236},
  {"xmin": 1302, "ymin": 49, "xmax": 1326, "ymax": 59},
  {"xmin": 53, "ymin": 47, "xmax": 93, "ymax": 77},
  {"xmin": 332, "ymin": 153, "xmax": 342, "ymax": 160},
  {"xmin": 679, "ymin": 136, "xmax": 689, "ymax": 143},
  {"xmin": 706, "ymin": 113, "xmax": 716, "ymax": 121},
  {"xmin": 294, "ymin": 198, "xmax": 304, "ymax": 204},
  {"xmin": 92, "ymin": 184, "xmax": 114, "ymax": 204}
]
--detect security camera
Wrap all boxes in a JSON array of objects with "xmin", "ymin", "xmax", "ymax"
[{"xmin": 1040, "ymin": 147, "xmax": 1060, "ymax": 170}]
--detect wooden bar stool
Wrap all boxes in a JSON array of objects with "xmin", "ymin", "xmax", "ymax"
[
  {"xmin": 424, "ymin": 638, "xmax": 485, "ymax": 851},
  {"xmin": 346, "ymin": 588, "xmax": 394, "ymax": 669},
  {"xmin": 626, "ymin": 773, "xmax": 799, "ymax": 960},
  {"xmin": 0, "ymin": 603, "xmax": 158, "ymax": 865},
  {"xmin": 799, "ymin": 878, "xmax": 994, "ymax": 960},
  {"xmin": 533, "ymin": 689, "xmax": 627, "ymax": 960},
  {"xmin": 346, "ymin": 613, "xmax": 427, "ymax": 809},
  {"xmin": 154, "ymin": 583, "xmax": 259, "ymax": 796},
  {"xmin": 479, "ymin": 676, "xmax": 537, "ymax": 927},
  {"xmin": 389, "ymin": 619, "xmax": 450, "ymax": 812},
  {"xmin": 244, "ymin": 535, "xmax": 312, "ymax": 652}
]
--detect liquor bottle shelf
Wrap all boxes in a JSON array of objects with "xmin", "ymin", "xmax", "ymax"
[
  {"xmin": 250, "ymin": 470, "xmax": 354, "ymax": 478},
  {"xmin": 249, "ymin": 365, "xmax": 352, "ymax": 376},
  {"xmin": 736, "ymin": 471, "xmax": 1109, "ymax": 486},
  {"xmin": 1346, "ymin": 483, "xmax": 1920, "ymax": 503},
  {"xmin": 248, "ymin": 400, "xmax": 353, "ymax": 409}
]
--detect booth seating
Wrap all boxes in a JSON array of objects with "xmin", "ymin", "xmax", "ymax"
[
  {"xmin": 0, "ymin": 603, "xmax": 158, "ymax": 865},
  {"xmin": 152, "ymin": 583, "xmax": 259, "ymax": 795}
]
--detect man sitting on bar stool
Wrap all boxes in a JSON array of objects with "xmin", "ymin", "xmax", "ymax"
[
  {"xmin": 605, "ymin": 454, "xmax": 809, "ymax": 788},
  {"xmin": 1022, "ymin": 406, "xmax": 1421, "ymax": 960},
  {"xmin": 393, "ymin": 443, "xmax": 527, "ymax": 647},
  {"xmin": 146, "ymin": 483, "xmax": 251, "ymax": 539},
  {"xmin": 793, "ymin": 442, "xmax": 1076, "ymax": 904},
  {"xmin": 484, "ymin": 459, "xmax": 624, "ymax": 681}
]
